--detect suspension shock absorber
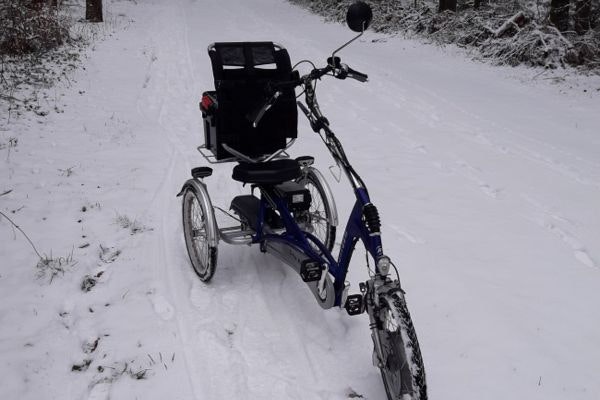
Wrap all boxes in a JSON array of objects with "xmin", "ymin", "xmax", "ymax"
[
  {"xmin": 363, "ymin": 203, "xmax": 381, "ymax": 235},
  {"xmin": 363, "ymin": 203, "xmax": 390, "ymax": 275}
]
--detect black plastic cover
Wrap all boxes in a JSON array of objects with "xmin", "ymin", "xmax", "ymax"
[
  {"xmin": 204, "ymin": 42, "xmax": 298, "ymax": 160},
  {"xmin": 274, "ymin": 181, "xmax": 311, "ymax": 212}
]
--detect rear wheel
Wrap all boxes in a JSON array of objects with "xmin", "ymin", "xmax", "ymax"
[
  {"xmin": 372, "ymin": 286, "xmax": 427, "ymax": 400},
  {"xmin": 182, "ymin": 189, "xmax": 218, "ymax": 282},
  {"xmin": 299, "ymin": 171, "xmax": 336, "ymax": 252}
]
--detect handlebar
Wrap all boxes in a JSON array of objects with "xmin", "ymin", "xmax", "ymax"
[{"xmin": 325, "ymin": 56, "xmax": 368, "ymax": 82}]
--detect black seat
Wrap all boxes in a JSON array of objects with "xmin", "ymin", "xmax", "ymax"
[{"xmin": 232, "ymin": 159, "xmax": 301, "ymax": 185}]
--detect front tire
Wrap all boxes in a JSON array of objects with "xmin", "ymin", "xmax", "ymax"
[
  {"xmin": 182, "ymin": 189, "xmax": 218, "ymax": 282},
  {"xmin": 372, "ymin": 285, "xmax": 427, "ymax": 400}
]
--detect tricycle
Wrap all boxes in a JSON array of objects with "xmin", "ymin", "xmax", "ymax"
[{"xmin": 177, "ymin": 2, "xmax": 427, "ymax": 398}]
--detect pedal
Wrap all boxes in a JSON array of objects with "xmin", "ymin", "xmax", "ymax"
[
  {"xmin": 344, "ymin": 294, "xmax": 364, "ymax": 316},
  {"xmin": 300, "ymin": 260, "xmax": 322, "ymax": 282}
]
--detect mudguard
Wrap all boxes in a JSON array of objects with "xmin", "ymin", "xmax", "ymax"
[
  {"xmin": 264, "ymin": 239, "xmax": 336, "ymax": 309},
  {"xmin": 176, "ymin": 178, "xmax": 219, "ymax": 248},
  {"xmin": 298, "ymin": 166, "xmax": 339, "ymax": 227}
]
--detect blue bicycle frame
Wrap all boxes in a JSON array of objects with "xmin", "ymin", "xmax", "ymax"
[
  {"xmin": 251, "ymin": 181, "xmax": 384, "ymax": 307},
  {"xmin": 245, "ymin": 65, "xmax": 389, "ymax": 307}
]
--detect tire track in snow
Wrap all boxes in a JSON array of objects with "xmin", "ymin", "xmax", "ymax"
[
  {"xmin": 453, "ymin": 158, "xmax": 503, "ymax": 199},
  {"xmin": 366, "ymin": 64, "xmax": 599, "ymax": 274},
  {"xmin": 383, "ymin": 118, "xmax": 505, "ymax": 202},
  {"xmin": 147, "ymin": 145, "xmax": 203, "ymax": 399},
  {"xmin": 541, "ymin": 221, "xmax": 597, "ymax": 268},
  {"xmin": 389, "ymin": 224, "xmax": 426, "ymax": 245},
  {"xmin": 136, "ymin": 14, "xmax": 254, "ymax": 400},
  {"xmin": 134, "ymin": 2, "xmax": 329, "ymax": 398},
  {"xmin": 373, "ymin": 66, "xmax": 600, "ymax": 190},
  {"xmin": 130, "ymin": 3, "xmax": 210, "ymax": 398}
]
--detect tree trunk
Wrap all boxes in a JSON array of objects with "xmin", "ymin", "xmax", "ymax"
[
  {"xmin": 574, "ymin": 0, "xmax": 591, "ymax": 34},
  {"xmin": 29, "ymin": 0, "xmax": 46, "ymax": 9},
  {"xmin": 86, "ymin": 0, "xmax": 103, "ymax": 22},
  {"xmin": 439, "ymin": 0, "xmax": 457, "ymax": 12},
  {"xmin": 549, "ymin": 0, "xmax": 570, "ymax": 31},
  {"xmin": 30, "ymin": 0, "xmax": 57, "ymax": 7}
]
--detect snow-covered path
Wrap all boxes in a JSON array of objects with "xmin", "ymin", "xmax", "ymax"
[{"xmin": 1, "ymin": 0, "xmax": 599, "ymax": 399}]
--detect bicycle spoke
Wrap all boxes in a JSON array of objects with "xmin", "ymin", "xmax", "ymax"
[{"xmin": 303, "ymin": 178, "xmax": 332, "ymax": 251}]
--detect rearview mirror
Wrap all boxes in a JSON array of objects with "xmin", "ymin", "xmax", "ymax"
[{"xmin": 346, "ymin": 1, "xmax": 373, "ymax": 33}]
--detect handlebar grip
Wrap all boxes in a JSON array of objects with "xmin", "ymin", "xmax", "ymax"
[{"xmin": 346, "ymin": 66, "xmax": 368, "ymax": 82}]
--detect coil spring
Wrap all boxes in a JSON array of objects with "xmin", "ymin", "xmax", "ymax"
[{"xmin": 363, "ymin": 203, "xmax": 381, "ymax": 234}]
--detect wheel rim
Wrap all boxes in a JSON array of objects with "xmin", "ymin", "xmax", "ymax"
[
  {"xmin": 305, "ymin": 179, "xmax": 331, "ymax": 248},
  {"xmin": 184, "ymin": 192, "xmax": 210, "ymax": 275}
]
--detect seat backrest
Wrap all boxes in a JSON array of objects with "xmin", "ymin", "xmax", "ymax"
[{"xmin": 208, "ymin": 42, "xmax": 298, "ymax": 159}]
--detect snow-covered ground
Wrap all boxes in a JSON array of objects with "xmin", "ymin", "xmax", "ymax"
[{"xmin": 1, "ymin": 0, "xmax": 599, "ymax": 399}]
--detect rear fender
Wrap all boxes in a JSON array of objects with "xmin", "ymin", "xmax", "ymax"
[
  {"xmin": 177, "ymin": 178, "xmax": 219, "ymax": 247},
  {"xmin": 304, "ymin": 166, "xmax": 339, "ymax": 227}
]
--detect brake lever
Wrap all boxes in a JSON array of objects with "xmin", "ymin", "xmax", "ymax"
[{"xmin": 337, "ymin": 64, "xmax": 349, "ymax": 80}]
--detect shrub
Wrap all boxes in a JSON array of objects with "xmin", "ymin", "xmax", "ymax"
[{"xmin": 0, "ymin": 0, "xmax": 70, "ymax": 55}]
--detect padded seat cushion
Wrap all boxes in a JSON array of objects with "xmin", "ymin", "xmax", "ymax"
[{"xmin": 232, "ymin": 159, "xmax": 301, "ymax": 185}]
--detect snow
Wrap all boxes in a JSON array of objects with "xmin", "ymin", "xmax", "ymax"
[{"xmin": 1, "ymin": 0, "xmax": 600, "ymax": 399}]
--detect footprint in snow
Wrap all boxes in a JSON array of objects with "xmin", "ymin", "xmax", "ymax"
[
  {"xmin": 148, "ymin": 291, "xmax": 175, "ymax": 321},
  {"xmin": 189, "ymin": 280, "xmax": 210, "ymax": 309},
  {"xmin": 88, "ymin": 382, "xmax": 111, "ymax": 400},
  {"xmin": 479, "ymin": 183, "xmax": 502, "ymax": 199},
  {"xmin": 389, "ymin": 225, "xmax": 426, "ymax": 245},
  {"xmin": 542, "ymin": 221, "xmax": 597, "ymax": 269}
]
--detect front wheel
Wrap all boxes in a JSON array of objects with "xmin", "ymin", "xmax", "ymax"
[{"xmin": 370, "ymin": 284, "xmax": 427, "ymax": 400}]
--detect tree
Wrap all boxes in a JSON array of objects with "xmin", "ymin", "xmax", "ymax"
[
  {"xmin": 30, "ymin": 0, "xmax": 57, "ymax": 8},
  {"xmin": 439, "ymin": 0, "xmax": 457, "ymax": 12},
  {"xmin": 549, "ymin": 0, "xmax": 570, "ymax": 32},
  {"xmin": 86, "ymin": 0, "xmax": 102, "ymax": 22},
  {"xmin": 574, "ymin": 0, "xmax": 592, "ymax": 34},
  {"xmin": 30, "ymin": 0, "xmax": 47, "ymax": 9}
]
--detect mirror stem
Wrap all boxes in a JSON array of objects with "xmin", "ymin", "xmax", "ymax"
[{"xmin": 330, "ymin": 29, "xmax": 364, "ymax": 67}]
